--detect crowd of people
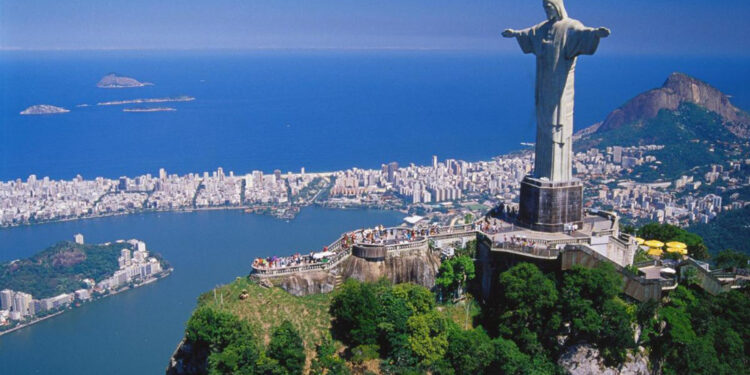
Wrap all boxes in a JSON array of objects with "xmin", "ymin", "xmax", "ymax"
[
  {"xmin": 253, "ymin": 253, "xmax": 318, "ymax": 270},
  {"xmin": 253, "ymin": 223, "xmax": 477, "ymax": 272},
  {"xmin": 496, "ymin": 234, "xmax": 554, "ymax": 253}
]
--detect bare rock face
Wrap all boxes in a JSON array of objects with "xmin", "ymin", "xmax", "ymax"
[
  {"xmin": 166, "ymin": 340, "xmax": 209, "ymax": 375},
  {"xmin": 598, "ymin": 72, "xmax": 750, "ymax": 138},
  {"xmin": 558, "ymin": 344, "xmax": 650, "ymax": 375},
  {"xmin": 339, "ymin": 250, "xmax": 441, "ymax": 288},
  {"xmin": 273, "ymin": 271, "xmax": 335, "ymax": 297}
]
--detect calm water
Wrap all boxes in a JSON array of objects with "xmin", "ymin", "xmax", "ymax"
[
  {"xmin": 0, "ymin": 208, "xmax": 402, "ymax": 375},
  {"xmin": 2, "ymin": 51, "xmax": 749, "ymax": 180}
]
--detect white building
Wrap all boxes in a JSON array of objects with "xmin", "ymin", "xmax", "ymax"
[{"xmin": 0, "ymin": 289, "xmax": 13, "ymax": 310}]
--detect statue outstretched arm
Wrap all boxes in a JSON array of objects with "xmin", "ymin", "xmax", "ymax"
[
  {"xmin": 502, "ymin": 29, "xmax": 518, "ymax": 38},
  {"xmin": 565, "ymin": 24, "xmax": 610, "ymax": 59},
  {"xmin": 503, "ymin": 27, "xmax": 536, "ymax": 54}
]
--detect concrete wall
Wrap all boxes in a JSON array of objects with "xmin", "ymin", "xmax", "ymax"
[{"xmin": 562, "ymin": 245, "xmax": 662, "ymax": 302}]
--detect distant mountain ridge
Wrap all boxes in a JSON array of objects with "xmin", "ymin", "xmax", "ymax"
[
  {"xmin": 575, "ymin": 72, "xmax": 750, "ymax": 181},
  {"xmin": 581, "ymin": 72, "xmax": 750, "ymax": 140}
]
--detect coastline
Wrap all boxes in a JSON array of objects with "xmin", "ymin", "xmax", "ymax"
[
  {"xmin": 0, "ymin": 206, "xmax": 257, "ymax": 230},
  {"xmin": 0, "ymin": 196, "xmax": 396, "ymax": 230},
  {"xmin": 0, "ymin": 269, "xmax": 173, "ymax": 337}
]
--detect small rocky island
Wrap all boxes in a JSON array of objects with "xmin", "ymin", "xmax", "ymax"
[
  {"xmin": 97, "ymin": 73, "xmax": 152, "ymax": 88},
  {"xmin": 123, "ymin": 107, "xmax": 176, "ymax": 113},
  {"xmin": 98, "ymin": 95, "xmax": 195, "ymax": 106},
  {"xmin": 19, "ymin": 105, "xmax": 70, "ymax": 115}
]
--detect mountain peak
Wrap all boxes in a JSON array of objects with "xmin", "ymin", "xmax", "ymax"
[{"xmin": 596, "ymin": 72, "xmax": 749, "ymax": 138}]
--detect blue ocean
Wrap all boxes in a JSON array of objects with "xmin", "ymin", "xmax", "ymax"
[
  {"xmin": 2, "ymin": 50, "xmax": 749, "ymax": 181},
  {"xmin": 1, "ymin": 51, "xmax": 750, "ymax": 375}
]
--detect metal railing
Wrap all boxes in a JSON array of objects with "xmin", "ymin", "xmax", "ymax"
[
  {"xmin": 252, "ymin": 249, "xmax": 351, "ymax": 276},
  {"xmin": 492, "ymin": 242, "xmax": 560, "ymax": 259},
  {"xmin": 250, "ymin": 223, "xmax": 480, "ymax": 277}
]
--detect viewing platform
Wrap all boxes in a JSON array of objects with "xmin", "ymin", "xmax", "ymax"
[{"xmin": 250, "ymin": 223, "xmax": 479, "ymax": 278}]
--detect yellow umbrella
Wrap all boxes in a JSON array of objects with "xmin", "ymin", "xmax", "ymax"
[
  {"xmin": 644, "ymin": 240, "xmax": 664, "ymax": 248},
  {"xmin": 666, "ymin": 247, "xmax": 682, "ymax": 253},
  {"xmin": 666, "ymin": 241, "xmax": 687, "ymax": 249},
  {"xmin": 634, "ymin": 237, "xmax": 645, "ymax": 245},
  {"xmin": 647, "ymin": 248, "xmax": 664, "ymax": 257},
  {"xmin": 680, "ymin": 248, "xmax": 688, "ymax": 255}
]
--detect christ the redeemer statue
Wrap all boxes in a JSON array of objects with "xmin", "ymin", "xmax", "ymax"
[{"xmin": 503, "ymin": 0, "xmax": 609, "ymax": 182}]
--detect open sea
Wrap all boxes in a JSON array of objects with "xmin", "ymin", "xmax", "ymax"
[
  {"xmin": 1, "ymin": 50, "xmax": 750, "ymax": 374},
  {"xmin": 2, "ymin": 50, "xmax": 749, "ymax": 181}
]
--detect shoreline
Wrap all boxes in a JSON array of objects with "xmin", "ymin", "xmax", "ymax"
[
  {"xmin": 0, "ymin": 269, "xmax": 172, "ymax": 337},
  {"xmin": 0, "ymin": 203, "xmax": 403, "ymax": 231}
]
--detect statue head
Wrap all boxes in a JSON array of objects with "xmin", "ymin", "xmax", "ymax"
[{"xmin": 543, "ymin": 0, "xmax": 568, "ymax": 21}]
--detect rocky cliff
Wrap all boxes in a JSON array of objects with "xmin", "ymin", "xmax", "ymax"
[
  {"xmin": 558, "ymin": 345, "xmax": 651, "ymax": 375},
  {"xmin": 339, "ymin": 250, "xmax": 441, "ymax": 287},
  {"xmin": 271, "ymin": 250, "xmax": 442, "ymax": 296},
  {"xmin": 595, "ymin": 72, "xmax": 750, "ymax": 138},
  {"xmin": 272, "ymin": 271, "xmax": 336, "ymax": 297}
]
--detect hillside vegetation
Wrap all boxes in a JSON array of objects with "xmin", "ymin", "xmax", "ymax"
[
  {"xmin": 0, "ymin": 241, "xmax": 131, "ymax": 298},
  {"xmin": 689, "ymin": 206, "xmax": 750, "ymax": 255}
]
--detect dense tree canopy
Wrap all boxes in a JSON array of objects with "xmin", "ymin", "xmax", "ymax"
[
  {"xmin": 185, "ymin": 228, "xmax": 750, "ymax": 375},
  {"xmin": 267, "ymin": 321, "xmax": 306, "ymax": 375},
  {"xmin": 435, "ymin": 255, "xmax": 475, "ymax": 300}
]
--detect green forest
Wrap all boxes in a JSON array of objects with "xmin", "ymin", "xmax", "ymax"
[
  {"xmin": 181, "ymin": 257, "xmax": 749, "ymax": 374},
  {"xmin": 689, "ymin": 206, "xmax": 750, "ymax": 255}
]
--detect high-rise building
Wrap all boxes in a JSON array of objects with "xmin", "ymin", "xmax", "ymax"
[
  {"xmin": 12, "ymin": 292, "xmax": 33, "ymax": 317},
  {"xmin": 0, "ymin": 289, "xmax": 13, "ymax": 310},
  {"xmin": 118, "ymin": 177, "xmax": 128, "ymax": 191},
  {"xmin": 159, "ymin": 168, "xmax": 167, "ymax": 180},
  {"xmin": 432, "ymin": 155, "xmax": 438, "ymax": 169},
  {"xmin": 387, "ymin": 162, "xmax": 399, "ymax": 182},
  {"xmin": 613, "ymin": 146, "xmax": 623, "ymax": 164}
]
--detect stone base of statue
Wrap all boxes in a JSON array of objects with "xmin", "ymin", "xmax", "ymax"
[{"xmin": 518, "ymin": 176, "xmax": 583, "ymax": 233}]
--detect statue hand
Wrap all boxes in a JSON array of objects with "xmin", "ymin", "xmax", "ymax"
[
  {"xmin": 595, "ymin": 27, "xmax": 611, "ymax": 38},
  {"xmin": 502, "ymin": 29, "xmax": 517, "ymax": 38}
]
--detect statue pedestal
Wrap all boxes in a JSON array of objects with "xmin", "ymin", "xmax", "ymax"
[{"xmin": 518, "ymin": 176, "xmax": 583, "ymax": 233}]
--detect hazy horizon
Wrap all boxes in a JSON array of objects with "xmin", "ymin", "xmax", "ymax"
[{"xmin": 2, "ymin": 0, "xmax": 750, "ymax": 56}]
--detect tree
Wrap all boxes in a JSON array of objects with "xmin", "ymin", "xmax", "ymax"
[
  {"xmin": 407, "ymin": 311, "xmax": 449, "ymax": 366},
  {"xmin": 445, "ymin": 326, "xmax": 495, "ymax": 375},
  {"xmin": 185, "ymin": 307, "xmax": 263, "ymax": 375},
  {"xmin": 496, "ymin": 263, "xmax": 560, "ymax": 354},
  {"xmin": 329, "ymin": 279, "xmax": 382, "ymax": 346},
  {"xmin": 310, "ymin": 336, "xmax": 350, "ymax": 375},
  {"xmin": 637, "ymin": 222, "xmax": 709, "ymax": 260},
  {"xmin": 598, "ymin": 298, "xmax": 635, "ymax": 365},
  {"xmin": 436, "ymin": 256, "xmax": 475, "ymax": 299},
  {"xmin": 713, "ymin": 249, "xmax": 750, "ymax": 269},
  {"xmin": 267, "ymin": 321, "xmax": 306, "ymax": 375},
  {"xmin": 186, "ymin": 306, "xmax": 249, "ymax": 351}
]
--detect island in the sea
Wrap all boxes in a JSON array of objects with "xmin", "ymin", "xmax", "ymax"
[
  {"xmin": 97, "ymin": 95, "xmax": 195, "ymax": 106},
  {"xmin": 123, "ymin": 107, "xmax": 176, "ymax": 113},
  {"xmin": 19, "ymin": 104, "xmax": 70, "ymax": 115},
  {"xmin": 96, "ymin": 73, "xmax": 152, "ymax": 88},
  {"xmin": 0, "ymin": 234, "xmax": 171, "ymax": 335}
]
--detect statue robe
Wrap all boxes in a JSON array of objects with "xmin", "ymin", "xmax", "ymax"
[{"xmin": 514, "ymin": 18, "xmax": 601, "ymax": 182}]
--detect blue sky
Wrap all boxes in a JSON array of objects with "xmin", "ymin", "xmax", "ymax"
[{"xmin": 1, "ymin": 0, "xmax": 748, "ymax": 54}]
